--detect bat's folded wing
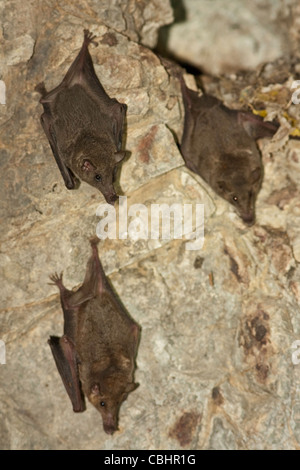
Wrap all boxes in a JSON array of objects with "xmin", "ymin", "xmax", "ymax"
[
  {"xmin": 48, "ymin": 335, "xmax": 85, "ymax": 412},
  {"xmin": 40, "ymin": 112, "xmax": 76, "ymax": 190}
]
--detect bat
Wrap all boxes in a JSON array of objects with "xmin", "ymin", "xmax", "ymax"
[
  {"xmin": 36, "ymin": 29, "xmax": 127, "ymax": 205},
  {"xmin": 180, "ymin": 78, "xmax": 279, "ymax": 225},
  {"xmin": 48, "ymin": 238, "xmax": 140, "ymax": 434}
]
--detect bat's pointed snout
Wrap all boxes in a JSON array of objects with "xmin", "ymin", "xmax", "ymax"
[
  {"xmin": 103, "ymin": 415, "xmax": 118, "ymax": 435},
  {"xmin": 105, "ymin": 193, "xmax": 118, "ymax": 205},
  {"xmin": 104, "ymin": 424, "xmax": 118, "ymax": 435},
  {"xmin": 241, "ymin": 213, "xmax": 255, "ymax": 226}
]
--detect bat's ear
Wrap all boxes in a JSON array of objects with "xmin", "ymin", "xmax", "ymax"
[
  {"xmin": 114, "ymin": 151, "xmax": 126, "ymax": 163},
  {"xmin": 217, "ymin": 180, "xmax": 228, "ymax": 192},
  {"xmin": 250, "ymin": 167, "xmax": 262, "ymax": 184},
  {"xmin": 82, "ymin": 159, "xmax": 96, "ymax": 171},
  {"xmin": 125, "ymin": 382, "xmax": 139, "ymax": 393},
  {"xmin": 238, "ymin": 112, "xmax": 279, "ymax": 140},
  {"xmin": 119, "ymin": 354, "xmax": 132, "ymax": 369},
  {"xmin": 91, "ymin": 383, "xmax": 101, "ymax": 396}
]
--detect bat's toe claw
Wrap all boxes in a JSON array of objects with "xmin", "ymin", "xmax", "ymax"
[
  {"xmin": 89, "ymin": 236, "xmax": 100, "ymax": 248},
  {"xmin": 49, "ymin": 271, "xmax": 64, "ymax": 286},
  {"xmin": 35, "ymin": 82, "xmax": 47, "ymax": 96},
  {"xmin": 83, "ymin": 29, "xmax": 98, "ymax": 47}
]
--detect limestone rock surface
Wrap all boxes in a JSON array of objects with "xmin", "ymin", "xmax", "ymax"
[
  {"xmin": 159, "ymin": 0, "xmax": 299, "ymax": 75},
  {"xmin": 1, "ymin": 0, "xmax": 300, "ymax": 451}
]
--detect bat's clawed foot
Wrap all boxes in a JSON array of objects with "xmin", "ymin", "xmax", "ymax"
[
  {"xmin": 35, "ymin": 82, "xmax": 47, "ymax": 97},
  {"xmin": 49, "ymin": 271, "xmax": 64, "ymax": 287},
  {"xmin": 83, "ymin": 29, "xmax": 98, "ymax": 47},
  {"xmin": 89, "ymin": 236, "xmax": 100, "ymax": 249}
]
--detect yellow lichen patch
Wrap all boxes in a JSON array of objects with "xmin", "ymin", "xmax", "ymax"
[
  {"xmin": 252, "ymin": 109, "xmax": 268, "ymax": 118},
  {"xmin": 289, "ymin": 128, "xmax": 300, "ymax": 137},
  {"xmin": 283, "ymin": 111, "xmax": 299, "ymax": 127}
]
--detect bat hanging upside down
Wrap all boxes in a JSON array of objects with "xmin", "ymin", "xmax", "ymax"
[
  {"xmin": 48, "ymin": 239, "xmax": 140, "ymax": 435},
  {"xmin": 36, "ymin": 29, "xmax": 127, "ymax": 205},
  {"xmin": 180, "ymin": 78, "xmax": 279, "ymax": 225}
]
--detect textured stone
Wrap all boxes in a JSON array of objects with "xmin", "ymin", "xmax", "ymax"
[
  {"xmin": 160, "ymin": 0, "xmax": 297, "ymax": 75},
  {"xmin": 1, "ymin": 0, "xmax": 300, "ymax": 451}
]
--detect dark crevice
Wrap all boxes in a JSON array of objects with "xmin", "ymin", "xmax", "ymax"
[{"xmin": 154, "ymin": 0, "xmax": 203, "ymax": 78}]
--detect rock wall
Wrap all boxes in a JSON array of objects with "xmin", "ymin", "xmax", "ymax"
[
  {"xmin": 1, "ymin": 0, "xmax": 300, "ymax": 450},
  {"xmin": 159, "ymin": 0, "xmax": 300, "ymax": 75}
]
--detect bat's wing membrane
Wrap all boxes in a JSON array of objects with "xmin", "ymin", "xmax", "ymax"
[
  {"xmin": 237, "ymin": 112, "xmax": 279, "ymax": 140},
  {"xmin": 48, "ymin": 335, "xmax": 85, "ymax": 412},
  {"xmin": 75, "ymin": 53, "xmax": 127, "ymax": 151},
  {"xmin": 180, "ymin": 80, "xmax": 202, "ymax": 173},
  {"xmin": 110, "ymin": 101, "xmax": 127, "ymax": 151},
  {"xmin": 61, "ymin": 32, "xmax": 127, "ymax": 152},
  {"xmin": 40, "ymin": 111, "xmax": 76, "ymax": 189}
]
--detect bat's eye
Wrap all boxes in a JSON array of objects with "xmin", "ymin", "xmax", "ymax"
[
  {"xmin": 233, "ymin": 196, "xmax": 238, "ymax": 203},
  {"xmin": 95, "ymin": 174, "xmax": 102, "ymax": 182},
  {"xmin": 100, "ymin": 401, "xmax": 105, "ymax": 407}
]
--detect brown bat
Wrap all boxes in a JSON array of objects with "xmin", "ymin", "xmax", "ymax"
[
  {"xmin": 48, "ymin": 239, "xmax": 140, "ymax": 434},
  {"xmin": 180, "ymin": 79, "xmax": 279, "ymax": 225},
  {"xmin": 36, "ymin": 29, "xmax": 127, "ymax": 205}
]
